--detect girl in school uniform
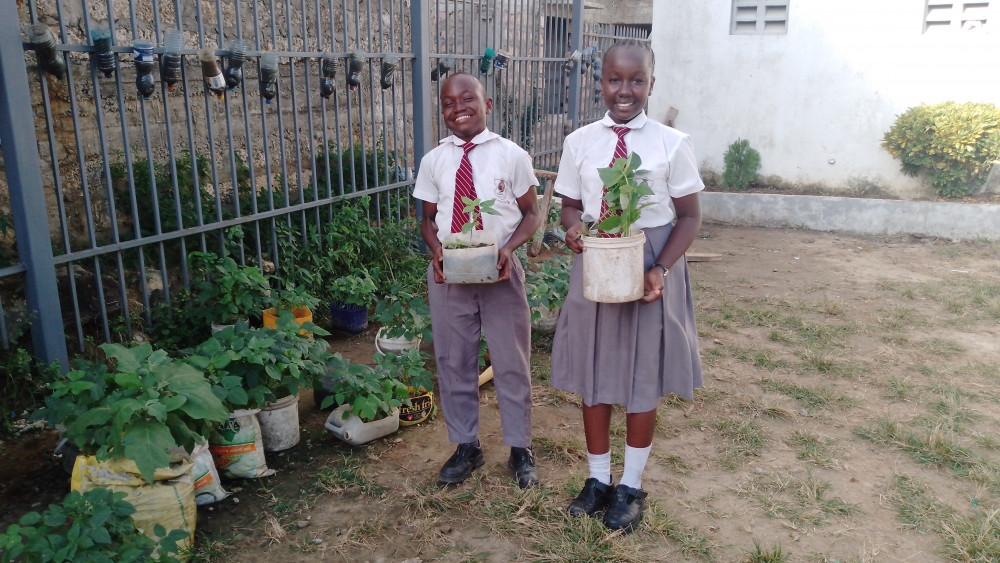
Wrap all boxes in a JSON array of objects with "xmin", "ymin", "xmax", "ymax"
[{"xmin": 550, "ymin": 40, "xmax": 704, "ymax": 533}]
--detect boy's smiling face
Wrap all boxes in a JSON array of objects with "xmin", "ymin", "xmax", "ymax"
[
  {"xmin": 440, "ymin": 73, "xmax": 492, "ymax": 142},
  {"xmin": 601, "ymin": 45, "xmax": 655, "ymax": 124}
]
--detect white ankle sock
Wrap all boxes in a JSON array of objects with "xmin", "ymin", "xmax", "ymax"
[
  {"xmin": 587, "ymin": 451, "xmax": 612, "ymax": 485},
  {"xmin": 619, "ymin": 445, "xmax": 651, "ymax": 489}
]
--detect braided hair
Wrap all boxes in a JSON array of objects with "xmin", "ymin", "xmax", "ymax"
[{"xmin": 603, "ymin": 39, "xmax": 655, "ymax": 73}]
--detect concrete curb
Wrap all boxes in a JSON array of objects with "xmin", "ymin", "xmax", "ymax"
[{"xmin": 700, "ymin": 192, "xmax": 1000, "ymax": 241}]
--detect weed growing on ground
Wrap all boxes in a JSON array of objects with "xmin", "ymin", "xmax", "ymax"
[
  {"xmin": 743, "ymin": 539, "xmax": 789, "ymax": 562},
  {"xmin": 757, "ymin": 379, "xmax": 852, "ymax": 410},
  {"xmin": 787, "ymin": 431, "xmax": 838, "ymax": 468},
  {"xmin": 532, "ymin": 436, "xmax": 587, "ymax": 465},
  {"xmin": 714, "ymin": 419, "xmax": 768, "ymax": 470}
]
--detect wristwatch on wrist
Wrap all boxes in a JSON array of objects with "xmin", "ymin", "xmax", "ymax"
[{"xmin": 651, "ymin": 263, "xmax": 669, "ymax": 277}]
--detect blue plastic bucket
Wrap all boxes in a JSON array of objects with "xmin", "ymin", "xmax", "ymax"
[{"xmin": 329, "ymin": 301, "xmax": 369, "ymax": 334}]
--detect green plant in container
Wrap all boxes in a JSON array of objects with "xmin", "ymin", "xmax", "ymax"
[
  {"xmin": 36, "ymin": 343, "xmax": 229, "ymax": 484},
  {"xmin": 593, "ymin": 153, "xmax": 654, "ymax": 237},
  {"xmin": 322, "ymin": 353, "xmax": 409, "ymax": 422},
  {"xmin": 186, "ymin": 316, "xmax": 332, "ymax": 410},
  {"xmin": 0, "ymin": 488, "xmax": 187, "ymax": 563},
  {"xmin": 372, "ymin": 287, "xmax": 432, "ymax": 342},
  {"xmin": 329, "ymin": 272, "xmax": 378, "ymax": 308},
  {"xmin": 374, "ymin": 348, "xmax": 434, "ymax": 395},
  {"xmin": 188, "ymin": 251, "xmax": 273, "ymax": 325}
]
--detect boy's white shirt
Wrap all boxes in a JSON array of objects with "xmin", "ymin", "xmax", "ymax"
[
  {"xmin": 554, "ymin": 111, "xmax": 704, "ymax": 229},
  {"xmin": 413, "ymin": 128, "xmax": 539, "ymax": 248}
]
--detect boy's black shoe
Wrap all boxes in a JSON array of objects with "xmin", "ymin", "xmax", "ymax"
[
  {"xmin": 438, "ymin": 442, "xmax": 485, "ymax": 484},
  {"xmin": 507, "ymin": 447, "xmax": 539, "ymax": 489},
  {"xmin": 602, "ymin": 484, "xmax": 648, "ymax": 533},
  {"xmin": 567, "ymin": 477, "xmax": 615, "ymax": 517}
]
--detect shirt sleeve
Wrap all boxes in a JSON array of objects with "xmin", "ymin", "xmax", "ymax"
[
  {"xmin": 553, "ymin": 135, "xmax": 582, "ymax": 200},
  {"xmin": 412, "ymin": 150, "xmax": 439, "ymax": 203},
  {"xmin": 666, "ymin": 135, "xmax": 705, "ymax": 198},
  {"xmin": 510, "ymin": 146, "xmax": 539, "ymax": 199}
]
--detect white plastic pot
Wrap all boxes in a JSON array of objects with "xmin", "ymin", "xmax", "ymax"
[
  {"xmin": 442, "ymin": 230, "xmax": 499, "ymax": 284},
  {"xmin": 375, "ymin": 326, "xmax": 422, "ymax": 355},
  {"xmin": 257, "ymin": 394, "xmax": 300, "ymax": 452},
  {"xmin": 582, "ymin": 232, "xmax": 646, "ymax": 303},
  {"xmin": 531, "ymin": 305, "xmax": 560, "ymax": 334},
  {"xmin": 325, "ymin": 404, "xmax": 400, "ymax": 445}
]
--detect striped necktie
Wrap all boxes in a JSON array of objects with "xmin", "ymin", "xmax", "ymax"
[
  {"xmin": 451, "ymin": 141, "xmax": 480, "ymax": 233},
  {"xmin": 597, "ymin": 125, "xmax": 630, "ymax": 235}
]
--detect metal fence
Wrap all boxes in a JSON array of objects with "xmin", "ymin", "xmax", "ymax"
[{"xmin": 0, "ymin": 0, "xmax": 648, "ymax": 367}]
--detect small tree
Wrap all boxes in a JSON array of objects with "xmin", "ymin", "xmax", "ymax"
[{"xmin": 722, "ymin": 138, "xmax": 762, "ymax": 191}]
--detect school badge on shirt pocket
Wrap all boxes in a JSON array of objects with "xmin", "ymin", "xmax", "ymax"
[{"xmin": 493, "ymin": 178, "xmax": 514, "ymax": 204}]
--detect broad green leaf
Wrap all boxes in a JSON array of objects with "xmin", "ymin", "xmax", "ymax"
[
  {"xmin": 122, "ymin": 420, "xmax": 176, "ymax": 484},
  {"xmin": 113, "ymin": 372, "xmax": 142, "ymax": 388}
]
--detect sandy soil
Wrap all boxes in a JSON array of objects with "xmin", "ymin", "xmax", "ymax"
[{"xmin": 4, "ymin": 223, "xmax": 999, "ymax": 562}]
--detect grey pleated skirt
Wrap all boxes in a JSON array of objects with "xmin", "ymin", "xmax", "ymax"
[{"xmin": 550, "ymin": 223, "xmax": 703, "ymax": 413}]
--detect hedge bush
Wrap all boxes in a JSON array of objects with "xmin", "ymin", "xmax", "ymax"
[{"xmin": 882, "ymin": 101, "xmax": 1000, "ymax": 199}]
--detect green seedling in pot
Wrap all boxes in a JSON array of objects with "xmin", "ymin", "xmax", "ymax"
[{"xmin": 594, "ymin": 152, "xmax": 654, "ymax": 237}]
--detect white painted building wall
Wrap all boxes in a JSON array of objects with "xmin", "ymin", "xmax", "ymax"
[{"xmin": 648, "ymin": 1, "xmax": 1000, "ymax": 199}]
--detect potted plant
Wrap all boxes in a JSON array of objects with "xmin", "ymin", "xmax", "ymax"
[
  {"xmin": 372, "ymin": 286, "xmax": 432, "ymax": 354},
  {"xmin": 37, "ymin": 342, "xmax": 228, "ymax": 485},
  {"xmin": 188, "ymin": 251, "xmax": 272, "ymax": 328},
  {"xmin": 524, "ymin": 253, "xmax": 572, "ymax": 333},
  {"xmin": 322, "ymin": 353, "xmax": 409, "ymax": 445},
  {"xmin": 581, "ymin": 152, "xmax": 655, "ymax": 303},
  {"xmin": 262, "ymin": 283, "xmax": 320, "ymax": 333},
  {"xmin": 35, "ymin": 343, "xmax": 228, "ymax": 552},
  {"xmin": 187, "ymin": 316, "xmax": 332, "ymax": 454},
  {"xmin": 0, "ymin": 488, "xmax": 188, "ymax": 562},
  {"xmin": 328, "ymin": 271, "xmax": 377, "ymax": 334},
  {"xmin": 442, "ymin": 197, "xmax": 501, "ymax": 284},
  {"xmin": 373, "ymin": 348, "xmax": 435, "ymax": 426}
]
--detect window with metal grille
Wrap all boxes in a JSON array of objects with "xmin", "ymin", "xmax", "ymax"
[
  {"xmin": 731, "ymin": 0, "xmax": 789, "ymax": 35},
  {"xmin": 925, "ymin": 1, "xmax": 991, "ymax": 32}
]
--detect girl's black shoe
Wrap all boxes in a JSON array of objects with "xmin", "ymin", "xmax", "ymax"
[
  {"xmin": 602, "ymin": 484, "xmax": 647, "ymax": 532},
  {"xmin": 567, "ymin": 477, "xmax": 615, "ymax": 517}
]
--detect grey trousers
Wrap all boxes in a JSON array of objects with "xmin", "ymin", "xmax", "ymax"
[{"xmin": 427, "ymin": 257, "xmax": 533, "ymax": 448}]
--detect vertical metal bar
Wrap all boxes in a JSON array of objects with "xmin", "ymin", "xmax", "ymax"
[
  {"xmin": 410, "ymin": 0, "xmax": 432, "ymax": 215},
  {"xmin": 0, "ymin": 0, "xmax": 69, "ymax": 368},
  {"xmin": 302, "ymin": 0, "xmax": 321, "ymax": 233},
  {"xmin": 567, "ymin": 0, "xmax": 584, "ymax": 131}
]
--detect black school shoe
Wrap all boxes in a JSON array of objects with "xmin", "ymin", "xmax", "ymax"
[
  {"xmin": 507, "ymin": 447, "xmax": 540, "ymax": 489},
  {"xmin": 602, "ymin": 484, "xmax": 648, "ymax": 533},
  {"xmin": 568, "ymin": 477, "xmax": 615, "ymax": 517},
  {"xmin": 438, "ymin": 442, "xmax": 485, "ymax": 484}
]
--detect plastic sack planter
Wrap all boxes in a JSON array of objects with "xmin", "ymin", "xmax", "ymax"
[
  {"xmin": 375, "ymin": 327, "xmax": 422, "ymax": 355},
  {"xmin": 257, "ymin": 394, "xmax": 301, "ymax": 452},
  {"xmin": 582, "ymin": 232, "xmax": 646, "ymax": 303},
  {"xmin": 262, "ymin": 306, "xmax": 313, "ymax": 335},
  {"xmin": 329, "ymin": 301, "xmax": 369, "ymax": 334},
  {"xmin": 442, "ymin": 230, "xmax": 499, "ymax": 284},
  {"xmin": 71, "ymin": 454, "xmax": 196, "ymax": 559},
  {"xmin": 399, "ymin": 390, "xmax": 434, "ymax": 426},
  {"xmin": 325, "ymin": 404, "xmax": 399, "ymax": 445}
]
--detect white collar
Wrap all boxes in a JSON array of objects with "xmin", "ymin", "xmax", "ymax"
[
  {"xmin": 600, "ymin": 111, "xmax": 647, "ymax": 130},
  {"xmin": 440, "ymin": 128, "xmax": 499, "ymax": 146}
]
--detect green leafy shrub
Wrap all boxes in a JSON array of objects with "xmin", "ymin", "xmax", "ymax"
[
  {"xmin": 722, "ymin": 138, "xmax": 762, "ymax": 191},
  {"xmin": 186, "ymin": 316, "xmax": 332, "ymax": 410},
  {"xmin": 0, "ymin": 488, "xmax": 187, "ymax": 563},
  {"xmin": 524, "ymin": 253, "xmax": 572, "ymax": 323},
  {"xmin": 322, "ymin": 352, "xmax": 409, "ymax": 422},
  {"xmin": 36, "ymin": 343, "xmax": 229, "ymax": 484},
  {"xmin": 882, "ymin": 101, "xmax": 1000, "ymax": 198},
  {"xmin": 1, "ymin": 348, "xmax": 59, "ymax": 440},
  {"xmin": 313, "ymin": 143, "xmax": 402, "ymax": 196},
  {"xmin": 372, "ymin": 286, "xmax": 432, "ymax": 342}
]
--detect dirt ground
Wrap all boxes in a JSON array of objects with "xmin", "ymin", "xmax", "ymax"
[{"xmin": 3, "ymin": 223, "xmax": 999, "ymax": 562}]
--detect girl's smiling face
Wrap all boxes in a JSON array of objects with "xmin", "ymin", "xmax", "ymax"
[{"xmin": 601, "ymin": 45, "xmax": 655, "ymax": 124}]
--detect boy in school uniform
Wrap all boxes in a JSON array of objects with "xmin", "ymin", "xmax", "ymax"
[{"xmin": 413, "ymin": 72, "xmax": 542, "ymax": 489}]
